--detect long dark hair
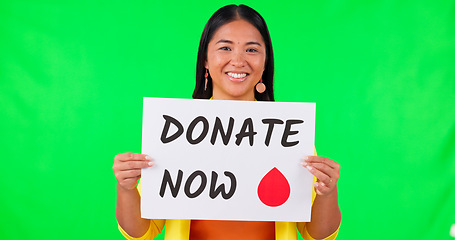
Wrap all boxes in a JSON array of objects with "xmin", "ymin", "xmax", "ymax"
[{"xmin": 192, "ymin": 4, "xmax": 275, "ymax": 101}]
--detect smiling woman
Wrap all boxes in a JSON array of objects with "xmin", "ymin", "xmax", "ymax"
[
  {"xmin": 193, "ymin": 4, "xmax": 274, "ymax": 101},
  {"xmin": 205, "ymin": 19, "xmax": 266, "ymax": 101},
  {"xmin": 113, "ymin": 4, "xmax": 340, "ymax": 240}
]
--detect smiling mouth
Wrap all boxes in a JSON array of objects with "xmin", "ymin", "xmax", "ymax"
[{"xmin": 227, "ymin": 72, "xmax": 248, "ymax": 80}]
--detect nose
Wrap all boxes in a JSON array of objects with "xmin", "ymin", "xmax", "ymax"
[{"xmin": 230, "ymin": 50, "xmax": 246, "ymax": 67}]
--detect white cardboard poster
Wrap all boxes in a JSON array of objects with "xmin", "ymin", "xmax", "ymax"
[{"xmin": 141, "ymin": 97, "xmax": 315, "ymax": 222}]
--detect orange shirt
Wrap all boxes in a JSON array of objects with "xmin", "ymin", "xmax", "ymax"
[{"xmin": 189, "ymin": 220, "xmax": 275, "ymax": 240}]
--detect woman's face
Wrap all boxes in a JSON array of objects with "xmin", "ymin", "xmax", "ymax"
[{"xmin": 205, "ymin": 19, "xmax": 266, "ymax": 101}]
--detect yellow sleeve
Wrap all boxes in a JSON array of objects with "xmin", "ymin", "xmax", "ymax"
[
  {"xmin": 297, "ymin": 222, "xmax": 340, "ymax": 240},
  {"xmin": 296, "ymin": 148, "xmax": 340, "ymax": 240},
  {"xmin": 118, "ymin": 220, "xmax": 165, "ymax": 240},
  {"xmin": 118, "ymin": 181, "xmax": 166, "ymax": 239}
]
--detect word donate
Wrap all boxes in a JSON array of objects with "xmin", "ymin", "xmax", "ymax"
[
  {"xmin": 160, "ymin": 115, "xmax": 304, "ymax": 147},
  {"xmin": 141, "ymin": 98, "xmax": 315, "ymax": 222}
]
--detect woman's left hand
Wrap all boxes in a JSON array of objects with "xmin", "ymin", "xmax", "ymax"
[{"xmin": 301, "ymin": 156, "xmax": 340, "ymax": 196}]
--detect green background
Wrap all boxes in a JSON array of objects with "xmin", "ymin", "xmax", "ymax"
[{"xmin": 1, "ymin": 0, "xmax": 454, "ymax": 239}]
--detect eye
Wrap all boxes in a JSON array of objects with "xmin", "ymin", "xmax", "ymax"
[
  {"xmin": 219, "ymin": 46, "xmax": 231, "ymax": 51},
  {"xmin": 246, "ymin": 48, "xmax": 259, "ymax": 53}
]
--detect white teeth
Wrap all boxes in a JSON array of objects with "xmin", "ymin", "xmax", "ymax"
[{"xmin": 227, "ymin": 72, "xmax": 247, "ymax": 78}]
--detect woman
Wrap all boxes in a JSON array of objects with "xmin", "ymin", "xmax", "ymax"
[{"xmin": 113, "ymin": 4, "xmax": 341, "ymax": 240}]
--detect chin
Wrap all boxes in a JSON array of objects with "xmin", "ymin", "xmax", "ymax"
[{"xmin": 227, "ymin": 91, "xmax": 254, "ymax": 100}]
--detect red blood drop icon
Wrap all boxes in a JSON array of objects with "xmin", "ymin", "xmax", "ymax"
[{"xmin": 257, "ymin": 167, "xmax": 291, "ymax": 207}]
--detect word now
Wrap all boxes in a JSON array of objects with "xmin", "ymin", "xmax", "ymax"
[
  {"xmin": 159, "ymin": 169, "xmax": 237, "ymax": 199},
  {"xmin": 160, "ymin": 115, "xmax": 304, "ymax": 147}
]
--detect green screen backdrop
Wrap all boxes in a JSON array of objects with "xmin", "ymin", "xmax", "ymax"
[{"xmin": 1, "ymin": 0, "xmax": 454, "ymax": 239}]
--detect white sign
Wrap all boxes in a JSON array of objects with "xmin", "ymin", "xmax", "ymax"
[{"xmin": 141, "ymin": 97, "xmax": 315, "ymax": 222}]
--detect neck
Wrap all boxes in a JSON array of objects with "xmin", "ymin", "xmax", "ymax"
[{"xmin": 212, "ymin": 90, "xmax": 255, "ymax": 101}]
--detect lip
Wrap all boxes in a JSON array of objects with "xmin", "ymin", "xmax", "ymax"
[{"xmin": 226, "ymin": 72, "xmax": 248, "ymax": 82}]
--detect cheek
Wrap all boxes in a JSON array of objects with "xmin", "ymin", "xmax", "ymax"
[
  {"xmin": 213, "ymin": 55, "xmax": 227, "ymax": 68},
  {"xmin": 252, "ymin": 59, "xmax": 266, "ymax": 74},
  {"xmin": 207, "ymin": 54, "xmax": 224, "ymax": 69},
  {"xmin": 248, "ymin": 54, "xmax": 266, "ymax": 69}
]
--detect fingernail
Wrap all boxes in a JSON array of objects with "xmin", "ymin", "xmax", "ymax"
[
  {"xmin": 145, "ymin": 155, "xmax": 152, "ymax": 161},
  {"xmin": 321, "ymin": 182, "xmax": 326, "ymax": 187},
  {"xmin": 314, "ymin": 182, "xmax": 319, "ymax": 188},
  {"xmin": 147, "ymin": 162, "xmax": 154, "ymax": 167},
  {"xmin": 301, "ymin": 161, "xmax": 308, "ymax": 166},
  {"xmin": 306, "ymin": 165, "xmax": 313, "ymax": 171},
  {"xmin": 302, "ymin": 156, "xmax": 309, "ymax": 161}
]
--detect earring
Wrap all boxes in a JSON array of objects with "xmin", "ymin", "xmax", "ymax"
[
  {"xmin": 256, "ymin": 78, "xmax": 266, "ymax": 93},
  {"xmin": 204, "ymin": 69, "xmax": 209, "ymax": 91}
]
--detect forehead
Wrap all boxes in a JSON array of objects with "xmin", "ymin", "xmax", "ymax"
[{"xmin": 211, "ymin": 19, "xmax": 264, "ymax": 44}]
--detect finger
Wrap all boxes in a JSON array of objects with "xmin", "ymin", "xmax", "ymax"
[
  {"xmin": 116, "ymin": 169, "xmax": 142, "ymax": 180},
  {"xmin": 314, "ymin": 182, "xmax": 331, "ymax": 195},
  {"xmin": 303, "ymin": 156, "xmax": 330, "ymax": 165},
  {"xmin": 115, "ymin": 152, "xmax": 152, "ymax": 162},
  {"xmin": 307, "ymin": 162, "xmax": 339, "ymax": 182},
  {"xmin": 117, "ymin": 160, "xmax": 154, "ymax": 171},
  {"xmin": 302, "ymin": 156, "xmax": 340, "ymax": 174},
  {"xmin": 319, "ymin": 177, "xmax": 335, "ymax": 188},
  {"xmin": 118, "ymin": 177, "xmax": 140, "ymax": 190},
  {"xmin": 304, "ymin": 164, "xmax": 332, "ymax": 185}
]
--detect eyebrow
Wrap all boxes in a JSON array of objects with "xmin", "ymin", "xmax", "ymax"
[
  {"xmin": 215, "ymin": 39, "xmax": 262, "ymax": 47},
  {"xmin": 246, "ymin": 41, "xmax": 262, "ymax": 46}
]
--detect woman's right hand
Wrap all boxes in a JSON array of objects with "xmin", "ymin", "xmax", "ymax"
[{"xmin": 113, "ymin": 152, "xmax": 154, "ymax": 191}]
